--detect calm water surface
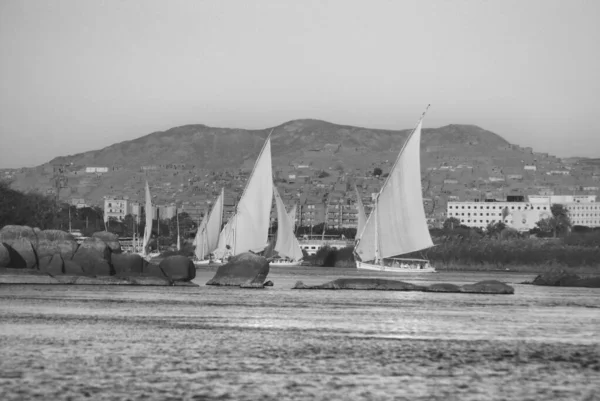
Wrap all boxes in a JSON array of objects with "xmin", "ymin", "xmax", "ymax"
[{"xmin": 1, "ymin": 267, "xmax": 599, "ymax": 400}]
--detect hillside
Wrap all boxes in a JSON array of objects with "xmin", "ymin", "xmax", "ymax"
[{"xmin": 2, "ymin": 119, "xmax": 598, "ymax": 223}]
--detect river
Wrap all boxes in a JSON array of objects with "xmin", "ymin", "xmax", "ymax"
[{"xmin": 1, "ymin": 267, "xmax": 599, "ymax": 400}]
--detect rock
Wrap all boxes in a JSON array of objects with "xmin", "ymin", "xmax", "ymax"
[
  {"xmin": 0, "ymin": 273, "xmax": 59, "ymax": 285},
  {"xmin": 292, "ymin": 278, "xmax": 425, "ymax": 291},
  {"xmin": 559, "ymin": 277, "xmax": 600, "ymax": 288},
  {"xmin": 38, "ymin": 254, "xmax": 64, "ymax": 275},
  {"xmin": 461, "ymin": 280, "xmax": 515, "ymax": 294},
  {"xmin": 36, "ymin": 230, "xmax": 79, "ymax": 261},
  {"xmin": 0, "ymin": 243, "xmax": 10, "ymax": 267},
  {"xmin": 159, "ymin": 255, "xmax": 196, "ymax": 282},
  {"xmin": 2, "ymin": 239, "xmax": 37, "ymax": 269},
  {"xmin": 143, "ymin": 263, "xmax": 168, "ymax": 278},
  {"xmin": 173, "ymin": 281, "xmax": 199, "ymax": 287},
  {"xmin": 63, "ymin": 260, "xmax": 86, "ymax": 275},
  {"xmin": 72, "ymin": 237, "xmax": 113, "ymax": 276},
  {"xmin": 532, "ymin": 268, "xmax": 581, "ymax": 286},
  {"xmin": 263, "ymin": 280, "xmax": 274, "ymax": 287},
  {"xmin": 206, "ymin": 253, "xmax": 269, "ymax": 287},
  {"xmin": 92, "ymin": 231, "xmax": 122, "ymax": 253},
  {"xmin": 0, "ymin": 267, "xmax": 47, "ymax": 276},
  {"xmin": 127, "ymin": 276, "xmax": 172, "ymax": 286},
  {"xmin": 112, "ymin": 253, "xmax": 147, "ymax": 276},
  {"xmin": 73, "ymin": 276, "xmax": 129, "ymax": 285},
  {"xmin": 425, "ymin": 283, "xmax": 462, "ymax": 293},
  {"xmin": 0, "ymin": 225, "xmax": 38, "ymax": 245}
]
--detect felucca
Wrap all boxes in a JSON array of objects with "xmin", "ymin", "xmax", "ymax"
[
  {"xmin": 354, "ymin": 106, "xmax": 435, "ymax": 273},
  {"xmin": 270, "ymin": 186, "xmax": 304, "ymax": 266},
  {"xmin": 212, "ymin": 132, "xmax": 274, "ymax": 261},
  {"xmin": 193, "ymin": 188, "xmax": 224, "ymax": 265}
]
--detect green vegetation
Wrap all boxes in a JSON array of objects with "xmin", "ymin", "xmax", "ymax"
[{"xmin": 1, "ymin": 179, "xmax": 104, "ymax": 234}]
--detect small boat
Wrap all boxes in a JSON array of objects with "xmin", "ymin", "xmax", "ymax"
[
  {"xmin": 354, "ymin": 106, "xmax": 436, "ymax": 273},
  {"xmin": 212, "ymin": 131, "xmax": 274, "ymax": 260},
  {"xmin": 193, "ymin": 188, "xmax": 224, "ymax": 267},
  {"xmin": 269, "ymin": 186, "xmax": 304, "ymax": 266}
]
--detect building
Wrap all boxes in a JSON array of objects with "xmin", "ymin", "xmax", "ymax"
[
  {"xmin": 446, "ymin": 201, "xmax": 551, "ymax": 231},
  {"xmin": 565, "ymin": 203, "xmax": 600, "ymax": 227},
  {"xmin": 103, "ymin": 198, "xmax": 129, "ymax": 222}
]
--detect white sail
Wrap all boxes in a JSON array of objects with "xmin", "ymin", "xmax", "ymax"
[
  {"xmin": 195, "ymin": 188, "xmax": 224, "ymax": 260},
  {"xmin": 142, "ymin": 181, "xmax": 153, "ymax": 256},
  {"xmin": 214, "ymin": 135, "xmax": 273, "ymax": 256},
  {"xmin": 287, "ymin": 204, "xmax": 297, "ymax": 228},
  {"xmin": 355, "ymin": 118, "xmax": 433, "ymax": 262},
  {"xmin": 354, "ymin": 185, "xmax": 367, "ymax": 239},
  {"xmin": 274, "ymin": 186, "xmax": 304, "ymax": 261},
  {"xmin": 194, "ymin": 211, "xmax": 208, "ymax": 259},
  {"xmin": 176, "ymin": 208, "xmax": 181, "ymax": 251}
]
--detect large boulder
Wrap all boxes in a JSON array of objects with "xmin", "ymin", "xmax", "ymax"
[
  {"xmin": 38, "ymin": 254, "xmax": 65, "ymax": 275},
  {"xmin": 2, "ymin": 239, "xmax": 37, "ymax": 269},
  {"xmin": 144, "ymin": 263, "xmax": 168, "ymax": 278},
  {"xmin": 72, "ymin": 237, "xmax": 113, "ymax": 276},
  {"xmin": 206, "ymin": 253, "xmax": 269, "ymax": 287},
  {"xmin": 559, "ymin": 276, "xmax": 600, "ymax": 288},
  {"xmin": 0, "ymin": 243, "xmax": 10, "ymax": 267},
  {"xmin": 63, "ymin": 259, "xmax": 86, "ymax": 275},
  {"xmin": 36, "ymin": 230, "xmax": 79, "ymax": 261},
  {"xmin": 159, "ymin": 256, "xmax": 196, "ymax": 282},
  {"xmin": 92, "ymin": 231, "xmax": 122, "ymax": 253},
  {"xmin": 532, "ymin": 268, "xmax": 581, "ymax": 286},
  {"xmin": 112, "ymin": 253, "xmax": 147, "ymax": 276},
  {"xmin": 425, "ymin": 283, "xmax": 463, "ymax": 293},
  {"xmin": 0, "ymin": 225, "xmax": 38, "ymax": 245},
  {"xmin": 293, "ymin": 278, "xmax": 424, "ymax": 291},
  {"xmin": 460, "ymin": 280, "xmax": 515, "ymax": 294}
]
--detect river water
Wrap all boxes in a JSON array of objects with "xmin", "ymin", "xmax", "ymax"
[{"xmin": 0, "ymin": 267, "xmax": 599, "ymax": 400}]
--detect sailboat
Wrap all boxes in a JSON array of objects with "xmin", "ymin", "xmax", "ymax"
[
  {"xmin": 269, "ymin": 186, "xmax": 304, "ymax": 266},
  {"xmin": 354, "ymin": 185, "xmax": 367, "ymax": 240},
  {"xmin": 212, "ymin": 132, "xmax": 274, "ymax": 261},
  {"xmin": 193, "ymin": 188, "xmax": 224, "ymax": 266},
  {"xmin": 354, "ymin": 106, "xmax": 435, "ymax": 273}
]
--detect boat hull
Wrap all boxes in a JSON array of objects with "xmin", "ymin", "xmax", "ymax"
[
  {"xmin": 356, "ymin": 260, "xmax": 436, "ymax": 273},
  {"xmin": 269, "ymin": 260, "xmax": 301, "ymax": 267}
]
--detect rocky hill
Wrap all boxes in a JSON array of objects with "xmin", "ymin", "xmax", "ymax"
[{"xmin": 3, "ymin": 119, "xmax": 599, "ymax": 222}]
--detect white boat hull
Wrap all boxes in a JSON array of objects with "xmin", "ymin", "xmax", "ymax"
[
  {"xmin": 269, "ymin": 260, "xmax": 301, "ymax": 267},
  {"xmin": 356, "ymin": 260, "xmax": 436, "ymax": 273}
]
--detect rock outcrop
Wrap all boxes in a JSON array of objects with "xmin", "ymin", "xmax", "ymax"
[
  {"xmin": 531, "ymin": 268, "xmax": 600, "ymax": 288},
  {"xmin": 72, "ymin": 237, "xmax": 113, "ymax": 276},
  {"xmin": 293, "ymin": 278, "xmax": 425, "ymax": 291},
  {"xmin": 206, "ymin": 253, "xmax": 269, "ymax": 287},
  {"xmin": 0, "ymin": 243, "xmax": 10, "ymax": 267},
  {"xmin": 293, "ymin": 278, "xmax": 515, "ymax": 294},
  {"xmin": 159, "ymin": 255, "xmax": 196, "ymax": 282},
  {"xmin": 36, "ymin": 230, "xmax": 79, "ymax": 261},
  {"xmin": 92, "ymin": 231, "xmax": 122, "ymax": 253},
  {"xmin": 112, "ymin": 253, "xmax": 147, "ymax": 276},
  {"xmin": 38, "ymin": 254, "xmax": 65, "ymax": 275}
]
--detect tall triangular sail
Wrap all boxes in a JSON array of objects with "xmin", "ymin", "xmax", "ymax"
[
  {"xmin": 215, "ymin": 134, "xmax": 273, "ymax": 256},
  {"xmin": 355, "ymin": 112, "xmax": 433, "ymax": 262},
  {"xmin": 142, "ymin": 181, "xmax": 153, "ymax": 256},
  {"xmin": 273, "ymin": 186, "xmax": 304, "ymax": 261},
  {"xmin": 287, "ymin": 204, "xmax": 297, "ymax": 229},
  {"xmin": 354, "ymin": 185, "xmax": 367, "ymax": 239},
  {"xmin": 195, "ymin": 188, "xmax": 224, "ymax": 260}
]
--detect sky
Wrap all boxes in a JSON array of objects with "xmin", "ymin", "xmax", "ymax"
[{"xmin": 1, "ymin": 0, "xmax": 599, "ymax": 168}]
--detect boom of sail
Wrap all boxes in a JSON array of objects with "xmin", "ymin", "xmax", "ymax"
[{"xmin": 354, "ymin": 115, "xmax": 433, "ymax": 262}]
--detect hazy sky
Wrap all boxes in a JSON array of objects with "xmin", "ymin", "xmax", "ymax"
[{"xmin": 1, "ymin": 0, "xmax": 599, "ymax": 168}]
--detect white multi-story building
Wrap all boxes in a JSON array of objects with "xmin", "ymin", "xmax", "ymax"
[
  {"xmin": 103, "ymin": 198, "xmax": 129, "ymax": 222},
  {"xmin": 447, "ymin": 194, "xmax": 600, "ymax": 230},
  {"xmin": 446, "ymin": 201, "xmax": 551, "ymax": 231}
]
